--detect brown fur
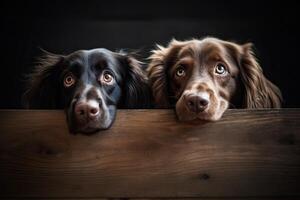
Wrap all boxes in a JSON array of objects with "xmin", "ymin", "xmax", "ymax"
[{"xmin": 147, "ymin": 37, "xmax": 282, "ymax": 121}]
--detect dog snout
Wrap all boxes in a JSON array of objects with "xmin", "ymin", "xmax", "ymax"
[
  {"xmin": 184, "ymin": 93, "xmax": 209, "ymax": 113},
  {"xmin": 75, "ymin": 100, "xmax": 100, "ymax": 120}
]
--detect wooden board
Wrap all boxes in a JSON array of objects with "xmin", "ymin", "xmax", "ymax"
[{"xmin": 0, "ymin": 109, "xmax": 299, "ymax": 199}]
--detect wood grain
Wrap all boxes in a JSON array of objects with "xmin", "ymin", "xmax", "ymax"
[{"xmin": 0, "ymin": 109, "xmax": 299, "ymax": 199}]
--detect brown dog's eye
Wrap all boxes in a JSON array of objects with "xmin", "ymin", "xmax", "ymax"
[
  {"xmin": 176, "ymin": 67, "xmax": 186, "ymax": 77},
  {"xmin": 215, "ymin": 63, "xmax": 227, "ymax": 75},
  {"xmin": 101, "ymin": 71, "xmax": 114, "ymax": 84},
  {"xmin": 64, "ymin": 73, "xmax": 76, "ymax": 87}
]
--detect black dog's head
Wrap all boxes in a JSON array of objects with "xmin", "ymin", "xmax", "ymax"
[{"xmin": 24, "ymin": 48, "xmax": 151, "ymax": 133}]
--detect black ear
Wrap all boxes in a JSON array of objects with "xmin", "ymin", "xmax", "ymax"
[
  {"xmin": 23, "ymin": 50, "xmax": 65, "ymax": 108},
  {"xmin": 119, "ymin": 53, "xmax": 152, "ymax": 108}
]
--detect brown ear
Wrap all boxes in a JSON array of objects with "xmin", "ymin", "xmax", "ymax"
[
  {"xmin": 147, "ymin": 39, "xmax": 186, "ymax": 108},
  {"xmin": 238, "ymin": 43, "xmax": 282, "ymax": 108}
]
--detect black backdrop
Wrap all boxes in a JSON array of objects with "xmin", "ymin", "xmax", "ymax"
[{"xmin": 1, "ymin": 0, "xmax": 299, "ymax": 108}]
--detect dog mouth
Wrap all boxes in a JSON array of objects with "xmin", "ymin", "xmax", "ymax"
[
  {"xmin": 66, "ymin": 100, "xmax": 116, "ymax": 134},
  {"xmin": 175, "ymin": 92, "xmax": 228, "ymax": 122}
]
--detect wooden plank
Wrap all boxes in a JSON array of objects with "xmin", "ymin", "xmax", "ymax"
[
  {"xmin": 5, "ymin": 198, "xmax": 299, "ymax": 200},
  {"xmin": 0, "ymin": 109, "xmax": 299, "ymax": 198}
]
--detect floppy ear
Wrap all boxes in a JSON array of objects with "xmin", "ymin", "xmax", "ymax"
[
  {"xmin": 238, "ymin": 43, "xmax": 282, "ymax": 108},
  {"xmin": 23, "ymin": 51, "xmax": 65, "ymax": 108},
  {"xmin": 147, "ymin": 39, "xmax": 185, "ymax": 108},
  {"xmin": 120, "ymin": 54, "xmax": 152, "ymax": 108}
]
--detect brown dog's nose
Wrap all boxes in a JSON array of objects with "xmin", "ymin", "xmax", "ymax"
[
  {"xmin": 75, "ymin": 101, "xmax": 100, "ymax": 120},
  {"xmin": 185, "ymin": 94, "xmax": 209, "ymax": 113}
]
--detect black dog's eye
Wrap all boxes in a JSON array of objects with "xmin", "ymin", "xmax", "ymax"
[
  {"xmin": 64, "ymin": 73, "xmax": 76, "ymax": 87},
  {"xmin": 99, "ymin": 71, "xmax": 114, "ymax": 84},
  {"xmin": 215, "ymin": 63, "xmax": 227, "ymax": 75}
]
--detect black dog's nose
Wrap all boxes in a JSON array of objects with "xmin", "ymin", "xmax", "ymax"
[
  {"xmin": 185, "ymin": 94, "xmax": 209, "ymax": 113},
  {"xmin": 75, "ymin": 101, "xmax": 100, "ymax": 120}
]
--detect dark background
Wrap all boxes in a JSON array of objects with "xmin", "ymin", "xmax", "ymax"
[{"xmin": 1, "ymin": 0, "xmax": 299, "ymax": 108}]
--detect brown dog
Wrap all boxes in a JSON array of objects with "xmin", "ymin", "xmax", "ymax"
[{"xmin": 147, "ymin": 37, "xmax": 282, "ymax": 121}]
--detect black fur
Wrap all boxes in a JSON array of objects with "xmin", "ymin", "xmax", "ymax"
[{"xmin": 23, "ymin": 48, "xmax": 152, "ymax": 133}]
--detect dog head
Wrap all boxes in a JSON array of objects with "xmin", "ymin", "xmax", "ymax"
[
  {"xmin": 148, "ymin": 37, "xmax": 282, "ymax": 121},
  {"xmin": 24, "ymin": 48, "xmax": 150, "ymax": 133}
]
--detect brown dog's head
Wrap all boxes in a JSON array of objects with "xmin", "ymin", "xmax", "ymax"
[{"xmin": 147, "ymin": 37, "xmax": 282, "ymax": 121}]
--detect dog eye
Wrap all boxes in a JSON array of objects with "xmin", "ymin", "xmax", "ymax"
[
  {"xmin": 215, "ymin": 63, "xmax": 227, "ymax": 75},
  {"xmin": 176, "ymin": 67, "xmax": 186, "ymax": 77},
  {"xmin": 64, "ymin": 73, "xmax": 76, "ymax": 87},
  {"xmin": 101, "ymin": 71, "xmax": 114, "ymax": 84}
]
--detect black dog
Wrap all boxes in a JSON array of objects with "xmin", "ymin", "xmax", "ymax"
[{"xmin": 23, "ymin": 49, "xmax": 151, "ymax": 133}]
